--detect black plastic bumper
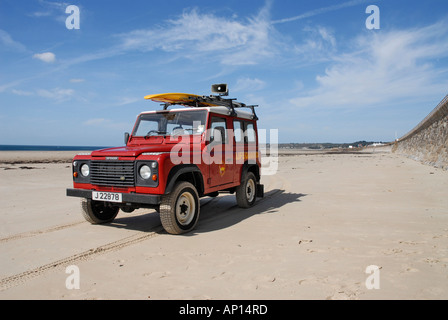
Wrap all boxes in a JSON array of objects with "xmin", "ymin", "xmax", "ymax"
[{"xmin": 66, "ymin": 188, "xmax": 161, "ymax": 205}]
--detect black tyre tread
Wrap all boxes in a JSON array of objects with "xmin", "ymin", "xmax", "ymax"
[
  {"xmin": 236, "ymin": 172, "xmax": 257, "ymax": 208},
  {"xmin": 81, "ymin": 199, "xmax": 118, "ymax": 224},
  {"xmin": 160, "ymin": 181, "xmax": 199, "ymax": 235}
]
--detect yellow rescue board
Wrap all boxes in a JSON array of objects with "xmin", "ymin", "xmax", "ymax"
[{"xmin": 144, "ymin": 93, "xmax": 218, "ymax": 106}]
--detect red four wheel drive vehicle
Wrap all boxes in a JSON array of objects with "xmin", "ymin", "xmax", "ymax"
[{"xmin": 66, "ymin": 84, "xmax": 264, "ymax": 234}]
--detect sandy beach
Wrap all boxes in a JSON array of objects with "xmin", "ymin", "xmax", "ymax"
[{"xmin": 0, "ymin": 149, "xmax": 447, "ymax": 300}]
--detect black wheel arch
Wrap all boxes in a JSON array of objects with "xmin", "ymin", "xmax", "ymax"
[
  {"xmin": 164, "ymin": 164, "xmax": 205, "ymax": 196},
  {"xmin": 241, "ymin": 161, "xmax": 261, "ymax": 183}
]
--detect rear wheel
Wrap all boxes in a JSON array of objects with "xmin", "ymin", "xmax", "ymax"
[
  {"xmin": 236, "ymin": 172, "xmax": 257, "ymax": 208},
  {"xmin": 160, "ymin": 181, "xmax": 200, "ymax": 234},
  {"xmin": 81, "ymin": 199, "xmax": 119, "ymax": 224}
]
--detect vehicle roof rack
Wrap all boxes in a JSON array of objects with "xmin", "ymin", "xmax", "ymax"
[
  {"xmin": 163, "ymin": 96, "xmax": 258, "ymax": 120},
  {"xmin": 161, "ymin": 84, "xmax": 259, "ymax": 120}
]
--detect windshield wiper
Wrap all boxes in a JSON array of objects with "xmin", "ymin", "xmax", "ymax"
[{"xmin": 145, "ymin": 130, "xmax": 166, "ymax": 139}]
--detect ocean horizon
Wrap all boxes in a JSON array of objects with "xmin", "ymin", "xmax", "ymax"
[{"xmin": 0, "ymin": 145, "xmax": 113, "ymax": 151}]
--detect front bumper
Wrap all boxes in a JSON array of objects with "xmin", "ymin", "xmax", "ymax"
[{"xmin": 66, "ymin": 188, "xmax": 161, "ymax": 205}]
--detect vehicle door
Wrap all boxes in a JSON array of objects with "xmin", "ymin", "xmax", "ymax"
[{"xmin": 206, "ymin": 116, "xmax": 234, "ymax": 187}]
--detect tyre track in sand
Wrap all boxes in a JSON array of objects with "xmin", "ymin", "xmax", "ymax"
[
  {"xmin": 0, "ymin": 221, "xmax": 85, "ymax": 244},
  {"xmin": 0, "ymin": 225, "xmax": 164, "ymax": 291},
  {"xmin": 0, "ymin": 198, "xmax": 219, "ymax": 291},
  {"xmin": 0, "ymin": 197, "xmax": 219, "ymax": 244},
  {"xmin": 0, "ymin": 176, "xmax": 285, "ymax": 292}
]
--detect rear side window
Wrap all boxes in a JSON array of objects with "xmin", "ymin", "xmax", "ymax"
[
  {"xmin": 233, "ymin": 120, "xmax": 244, "ymax": 143},
  {"xmin": 246, "ymin": 122, "xmax": 256, "ymax": 143}
]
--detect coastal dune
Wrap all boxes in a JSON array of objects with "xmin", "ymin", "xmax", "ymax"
[{"xmin": 0, "ymin": 149, "xmax": 447, "ymax": 299}]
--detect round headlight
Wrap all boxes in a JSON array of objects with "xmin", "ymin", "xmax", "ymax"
[
  {"xmin": 80, "ymin": 164, "xmax": 89, "ymax": 177},
  {"xmin": 139, "ymin": 165, "xmax": 151, "ymax": 179}
]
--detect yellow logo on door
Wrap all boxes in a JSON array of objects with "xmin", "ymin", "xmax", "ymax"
[{"xmin": 219, "ymin": 165, "xmax": 226, "ymax": 177}]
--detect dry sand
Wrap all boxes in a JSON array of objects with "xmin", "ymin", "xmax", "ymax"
[{"xmin": 0, "ymin": 149, "xmax": 447, "ymax": 300}]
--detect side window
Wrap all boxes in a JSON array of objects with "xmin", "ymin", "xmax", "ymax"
[
  {"xmin": 210, "ymin": 117, "xmax": 228, "ymax": 144},
  {"xmin": 246, "ymin": 122, "xmax": 256, "ymax": 143},
  {"xmin": 233, "ymin": 120, "xmax": 244, "ymax": 143}
]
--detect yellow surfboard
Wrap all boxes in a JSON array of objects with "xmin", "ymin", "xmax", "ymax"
[{"xmin": 144, "ymin": 93, "xmax": 219, "ymax": 106}]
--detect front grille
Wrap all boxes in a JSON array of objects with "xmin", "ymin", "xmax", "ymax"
[{"xmin": 90, "ymin": 160, "xmax": 135, "ymax": 187}]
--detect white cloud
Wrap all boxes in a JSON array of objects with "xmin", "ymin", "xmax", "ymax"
[
  {"xmin": 83, "ymin": 118, "xmax": 109, "ymax": 126},
  {"xmin": 293, "ymin": 26, "xmax": 337, "ymax": 61},
  {"xmin": 272, "ymin": 0, "xmax": 367, "ymax": 24},
  {"xmin": 0, "ymin": 29, "xmax": 26, "ymax": 52},
  {"xmin": 30, "ymin": 0, "xmax": 70, "ymax": 19},
  {"xmin": 234, "ymin": 78, "xmax": 266, "ymax": 92},
  {"xmin": 114, "ymin": 97, "xmax": 140, "ymax": 106},
  {"xmin": 69, "ymin": 78, "xmax": 85, "ymax": 83},
  {"xmin": 33, "ymin": 52, "xmax": 56, "ymax": 63},
  {"xmin": 11, "ymin": 89, "xmax": 33, "ymax": 96},
  {"xmin": 289, "ymin": 21, "xmax": 448, "ymax": 110},
  {"xmin": 317, "ymin": 26, "xmax": 336, "ymax": 48},
  {"xmin": 116, "ymin": 3, "xmax": 278, "ymax": 65},
  {"xmin": 37, "ymin": 88, "xmax": 74, "ymax": 101},
  {"xmin": 38, "ymin": 0, "xmax": 69, "ymax": 10},
  {"xmin": 29, "ymin": 11, "xmax": 52, "ymax": 17}
]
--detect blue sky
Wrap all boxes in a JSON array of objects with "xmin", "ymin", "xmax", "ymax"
[{"xmin": 1, "ymin": 0, "xmax": 447, "ymax": 146}]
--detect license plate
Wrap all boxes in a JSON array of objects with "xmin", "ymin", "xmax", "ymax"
[{"xmin": 92, "ymin": 191, "xmax": 122, "ymax": 203}]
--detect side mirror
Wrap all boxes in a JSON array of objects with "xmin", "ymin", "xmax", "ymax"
[{"xmin": 124, "ymin": 132, "xmax": 130, "ymax": 145}]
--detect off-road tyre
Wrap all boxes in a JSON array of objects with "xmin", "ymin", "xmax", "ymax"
[
  {"xmin": 159, "ymin": 181, "xmax": 200, "ymax": 235},
  {"xmin": 236, "ymin": 172, "xmax": 257, "ymax": 208},
  {"xmin": 81, "ymin": 199, "xmax": 119, "ymax": 224}
]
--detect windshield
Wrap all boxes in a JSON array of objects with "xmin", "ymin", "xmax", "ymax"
[{"xmin": 133, "ymin": 110, "xmax": 207, "ymax": 137}]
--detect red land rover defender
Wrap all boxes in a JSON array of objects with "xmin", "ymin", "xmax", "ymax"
[{"xmin": 66, "ymin": 84, "xmax": 264, "ymax": 234}]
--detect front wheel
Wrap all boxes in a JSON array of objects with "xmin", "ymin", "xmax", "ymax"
[
  {"xmin": 159, "ymin": 181, "xmax": 200, "ymax": 235},
  {"xmin": 236, "ymin": 172, "xmax": 257, "ymax": 208},
  {"xmin": 81, "ymin": 199, "xmax": 119, "ymax": 224}
]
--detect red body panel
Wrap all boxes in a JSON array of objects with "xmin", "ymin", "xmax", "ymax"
[{"xmin": 71, "ymin": 111, "xmax": 261, "ymax": 198}]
